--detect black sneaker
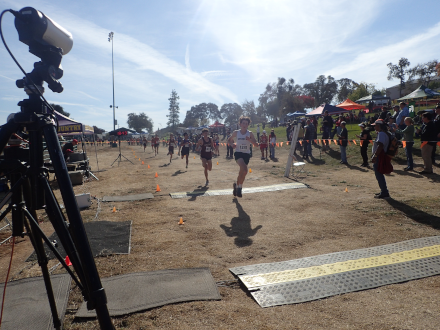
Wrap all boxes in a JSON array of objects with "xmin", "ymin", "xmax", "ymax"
[
  {"xmin": 233, "ymin": 183, "xmax": 237, "ymax": 197},
  {"xmin": 374, "ymin": 193, "xmax": 390, "ymax": 199},
  {"xmin": 236, "ymin": 187, "xmax": 242, "ymax": 198}
]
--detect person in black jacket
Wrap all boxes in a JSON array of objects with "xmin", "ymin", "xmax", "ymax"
[
  {"xmin": 356, "ymin": 123, "xmax": 371, "ymax": 167},
  {"xmin": 321, "ymin": 110, "xmax": 333, "ymax": 151},
  {"xmin": 432, "ymin": 104, "xmax": 440, "ymax": 164},
  {"xmin": 337, "ymin": 121, "xmax": 348, "ymax": 164},
  {"xmin": 417, "ymin": 112, "xmax": 437, "ymax": 174}
]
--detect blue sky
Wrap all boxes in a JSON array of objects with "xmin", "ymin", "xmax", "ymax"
[{"xmin": 0, "ymin": 0, "xmax": 439, "ymax": 132}]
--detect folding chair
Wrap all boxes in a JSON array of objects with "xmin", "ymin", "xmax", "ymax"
[{"xmin": 291, "ymin": 161, "xmax": 306, "ymax": 179}]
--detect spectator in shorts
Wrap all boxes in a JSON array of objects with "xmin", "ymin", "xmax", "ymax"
[{"xmin": 259, "ymin": 130, "xmax": 268, "ymax": 159}]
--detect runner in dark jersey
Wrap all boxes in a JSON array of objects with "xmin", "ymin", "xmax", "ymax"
[
  {"xmin": 180, "ymin": 132, "xmax": 191, "ymax": 168},
  {"xmin": 153, "ymin": 134, "xmax": 159, "ymax": 156},
  {"xmin": 143, "ymin": 137, "xmax": 147, "ymax": 152},
  {"xmin": 196, "ymin": 128, "xmax": 216, "ymax": 185},
  {"xmin": 167, "ymin": 133, "xmax": 176, "ymax": 163}
]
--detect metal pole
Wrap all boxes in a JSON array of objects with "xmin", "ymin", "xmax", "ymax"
[{"xmin": 109, "ymin": 32, "xmax": 115, "ymax": 131}]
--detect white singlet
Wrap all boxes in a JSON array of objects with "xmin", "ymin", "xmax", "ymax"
[{"xmin": 235, "ymin": 130, "xmax": 251, "ymax": 154}]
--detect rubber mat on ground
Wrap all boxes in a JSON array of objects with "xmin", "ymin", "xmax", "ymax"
[
  {"xmin": 75, "ymin": 268, "xmax": 221, "ymax": 317},
  {"xmin": 102, "ymin": 193, "xmax": 154, "ymax": 202},
  {"xmin": 170, "ymin": 182, "xmax": 307, "ymax": 199},
  {"xmin": 26, "ymin": 220, "xmax": 132, "ymax": 262},
  {"xmin": 230, "ymin": 236, "xmax": 440, "ymax": 307},
  {"xmin": 0, "ymin": 274, "xmax": 71, "ymax": 330}
]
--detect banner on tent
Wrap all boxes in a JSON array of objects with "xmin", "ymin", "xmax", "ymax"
[{"xmin": 58, "ymin": 124, "xmax": 82, "ymax": 133}]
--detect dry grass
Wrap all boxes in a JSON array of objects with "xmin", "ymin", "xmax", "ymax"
[{"xmin": 1, "ymin": 141, "xmax": 440, "ymax": 330}]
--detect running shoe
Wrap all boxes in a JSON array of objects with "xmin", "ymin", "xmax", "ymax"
[
  {"xmin": 233, "ymin": 182, "xmax": 237, "ymax": 196},
  {"xmin": 205, "ymin": 180, "xmax": 209, "ymax": 186},
  {"xmin": 186, "ymin": 165, "xmax": 188, "ymax": 168},
  {"xmin": 236, "ymin": 187, "xmax": 242, "ymax": 198}
]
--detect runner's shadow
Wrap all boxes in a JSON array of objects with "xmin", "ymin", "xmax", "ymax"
[
  {"xmin": 188, "ymin": 186, "xmax": 209, "ymax": 202},
  {"xmin": 393, "ymin": 169, "xmax": 423, "ymax": 178},
  {"xmin": 220, "ymin": 199, "xmax": 262, "ymax": 247},
  {"xmin": 172, "ymin": 170, "xmax": 185, "ymax": 176},
  {"xmin": 346, "ymin": 164, "xmax": 368, "ymax": 172},
  {"xmin": 159, "ymin": 163, "xmax": 170, "ymax": 167},
  {"xmin": 385, "ymin": 198, "xmax": 440, "ymax": 229}
]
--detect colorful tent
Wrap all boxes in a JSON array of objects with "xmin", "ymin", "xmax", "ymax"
[
  {"xmin": 336, "ymin": 99, "xmax": 365, "ymax": 110},
  {"xmin": 55, "ymin": 110, "xmax": 94, "ymax": 135},
  {"xmin": 306, "ymin": 103, "xmax": 349, "ymax": 117},
  {"xmin": 397, "ymin": 85, "xmax": 440, "ymax": 101},
  {"xmin": 209, "ymin": 120, "xmax": 224, "ymax": 128}
]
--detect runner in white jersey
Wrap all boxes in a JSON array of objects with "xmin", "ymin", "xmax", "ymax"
[{"xmin": 228, "ymin": 116, "xmax": 259, "ymax": 197}]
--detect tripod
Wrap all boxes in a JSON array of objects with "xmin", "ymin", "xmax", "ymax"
[
  {"xmin": 110, "ymin": 136, "xmax": 133, "ymax": 166},
  {"xmin": 0, "ymin": 81, "xmax": 114, "ymax": 328}
]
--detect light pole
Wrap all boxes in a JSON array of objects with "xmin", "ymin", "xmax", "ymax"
[{"xmin": 108, "ymin": 32, "xmax": 117, "ymax": 131}]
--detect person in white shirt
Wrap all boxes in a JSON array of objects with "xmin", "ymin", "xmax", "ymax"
[{"xmin": 228, "ymin": 116, "xmax": 258, "ymax": 197}]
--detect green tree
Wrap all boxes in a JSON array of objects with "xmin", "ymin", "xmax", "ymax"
[
  {"xmin": 387, "ymin": 57, "xmax": 410, "ymax": 97},
  {"xmin": 336, "ymin": 78, "xmax": 359, "ymax": 103},
  {"xmin": 407, "ymin": 60, "xmax": 439, "ymax": 86},
  {"xmin": 166, "ymin": 89, "xmax": 180, "ymax": 128},
  {"xmin": 347, "ymin": 82, "xmax": 377, "ymax": 102},
  {"xmin": 127, "ymin": 112, "xmax": 154, "ymax": 133},
  {"xmin": 220, "ymin": 103, "xmax": 243, "ymax": 127},
  {"xmin": 93, "ymin": 126, "xmax": 106, "ymax": 134},
  {"xmin": 182, "ymin": 103, "xmax": 220, "ymax": 127},
  {"xmin": 241, "ymin": 100, "xmax": 258, "ymax": 124},
  {"xmin": 303, "ymin": 75, "xmax": 338, "ymax": 106},
  {"xmin": 50, "ymin": 103, "xmax": 70, "ymax": 117}
]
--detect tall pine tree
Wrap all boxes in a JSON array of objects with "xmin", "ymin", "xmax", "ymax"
[{"xmin": 167, "ymin": 89, "xmax": 180, "ymax": 128}]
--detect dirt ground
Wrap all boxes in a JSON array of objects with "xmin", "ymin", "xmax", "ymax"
[{"xmin": 1, "ymin": 141, "xmax": 440, "ymax": 330}]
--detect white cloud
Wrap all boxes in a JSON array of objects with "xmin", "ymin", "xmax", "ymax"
[
  {"xmin": 77, "ymin": 91, "xmax": 101, "ymax": 101},
  {"xmin": 185, "ymin": 44, "xmax": 191, "ymax": 71},
  {"xmin": 327, "ymin": 22, "xmax": 440, "ymax": 87},
  {"xmin": 197, "ymin": 0, "xmax": 382, "ymax": 82},
  {"xmin": 0, "ymin": 74, "xmax": 15, "ymax": 81},
  {"xmin": 200, "ymin": 70, "xmax": 232, "ymax": 77}
]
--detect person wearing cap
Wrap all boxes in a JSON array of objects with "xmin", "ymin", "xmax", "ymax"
[
  {"xmin": 371, "ymin": 119, "xmax": 390, "ymax": 199},
  {"xmin": 416, "ymin": 112, "xmax": 437, "ymax": 174},
  {"xmin": 379, "ymin": 106, "xmax": 391, "ymax": 122},
  {"xmin": 337, "ymin": 121, "xmax": 348, "ymax": 164},
  {"xmin": 62, "ymin": 139, "xmax": 78, "ymax": 161},
  {"xmin": 355, "ymin": 123, "xmax": 371, "ymax": 167},
  {"xmin": 259, "ymin": 130, "xmax": 268, "ymax": 159},
  {"xmin": 396, "ymin": 102, "xmax": 409, "ymax": 130},
  {"xmin": 396, "ymin": 117, "xmax": 415, "ymax": 171}
]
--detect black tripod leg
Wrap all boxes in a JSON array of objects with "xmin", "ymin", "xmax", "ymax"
[
  {"xmin": 120, "ymin": 153, "xmax": 134, "ymax": 164},
  {"xmin": 43, "ymin": 124, "xmax": 114, "ymax": 329},
  {"xmin": 22, "ymin": 207, "xmax": 62, "ymax": 330}
]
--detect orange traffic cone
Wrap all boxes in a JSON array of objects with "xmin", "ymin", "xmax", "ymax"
[
  {"xmin": 216, "ymin": 161, "xmax": 219, "ymax": 165},
  {"xmin": 249, "ymin": 168, "xmax": 252, "ymax": 173},
  {"xmin": 112, "ymin": 206, "xmax": 117, "ymax": 213},
  {"xmin": 155, "ymin": 172, "xmax": 158, "ymax": 178},
  {"xmin": 194, "ymin": 156, "xmax": 196, "ymax": 159},
  {"xmin": 156, "ymin": 184, "xmax": 161, "ymax": 192},
  {"xmin": 178, "ymin": 217, "xmax": 184, "ymax": 225},
  {"xmin": 139, "ymin": 158, "xmax": 141, "ymax": 161},
  {"xmin": 142, "ymin": 161, "xmax": 144, "ymax": 165},
  {"xmin": 345, "ymin": 187, "xmax": 348, "ymax": 192},
  {"xmin": 147, "ymin": 164, "xmax": 150, "ymax": 169},
  {"xmin": 65, "ymin": 255, "xmax": 72, "ymax": 266}
]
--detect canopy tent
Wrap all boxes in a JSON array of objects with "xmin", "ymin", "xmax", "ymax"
[
  {"xmin": 306, "ymin": 104, "xmax": 349, "ymax": 117},
  {"xmin": 109, "ymin": 127, "xmax": 136, "ymax": 136},
  {"xmin": 356, "ymin": 94, "xmax": 390, "ymax": 103},
  {"xmin": 286, "ymin": 111, "xmax": 306, "ymax": 117},
  {"xmin": 397, "ymin": 85, "xmax": 440, "ymax": 101},
  {"xmin": 55, "ymin": 111, "xmax": 94, "ymax": 135},
  {"xmin": 209, "ymin": 121, "xmax": 224, "ymax": 128},
  {"xmin": 336, "ymin": 99, "xmax": 365, "ymax": 110}
]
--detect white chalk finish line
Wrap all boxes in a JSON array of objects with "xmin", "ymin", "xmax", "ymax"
[{"xmin": 169, "ymin": 182, "xmax": 307, "ymax": 199}]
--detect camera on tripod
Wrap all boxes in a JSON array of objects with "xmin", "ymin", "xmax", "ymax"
[
  {"xmin": 0, "ymin": 7, "xmax": 114, "ymax": 328},
  {"xmin": 13, "ymin": 6, "xmax": 73, "ymax": 93}
]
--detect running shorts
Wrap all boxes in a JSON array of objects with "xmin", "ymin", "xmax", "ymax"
[{"xmin": 234, "ymin": 152, "xmax": 251, "ymax": 165}]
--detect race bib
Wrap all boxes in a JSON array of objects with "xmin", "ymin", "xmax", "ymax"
[
  {"xmin": 185, "ymin": 143, "xmax": 189, "ymax": 147},
  {"xmin": 239, "ymin": 144, "xmax": 248, "ymax": 150},
  {"xmin": 205, "ymin": 146, "xmax": 211, "ymax": 152}
]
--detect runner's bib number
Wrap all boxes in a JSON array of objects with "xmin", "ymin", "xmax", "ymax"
[
  {"xmin": 185, "ymin": 143, "xmax": 189, "ymax": 147},
  {"xmin": 205, "ymin": 147, "xmax": 211, "ymax": 152},
  {"xmin": 239, "ymin": 145, "xmax": 248, "ymax": 150}
]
